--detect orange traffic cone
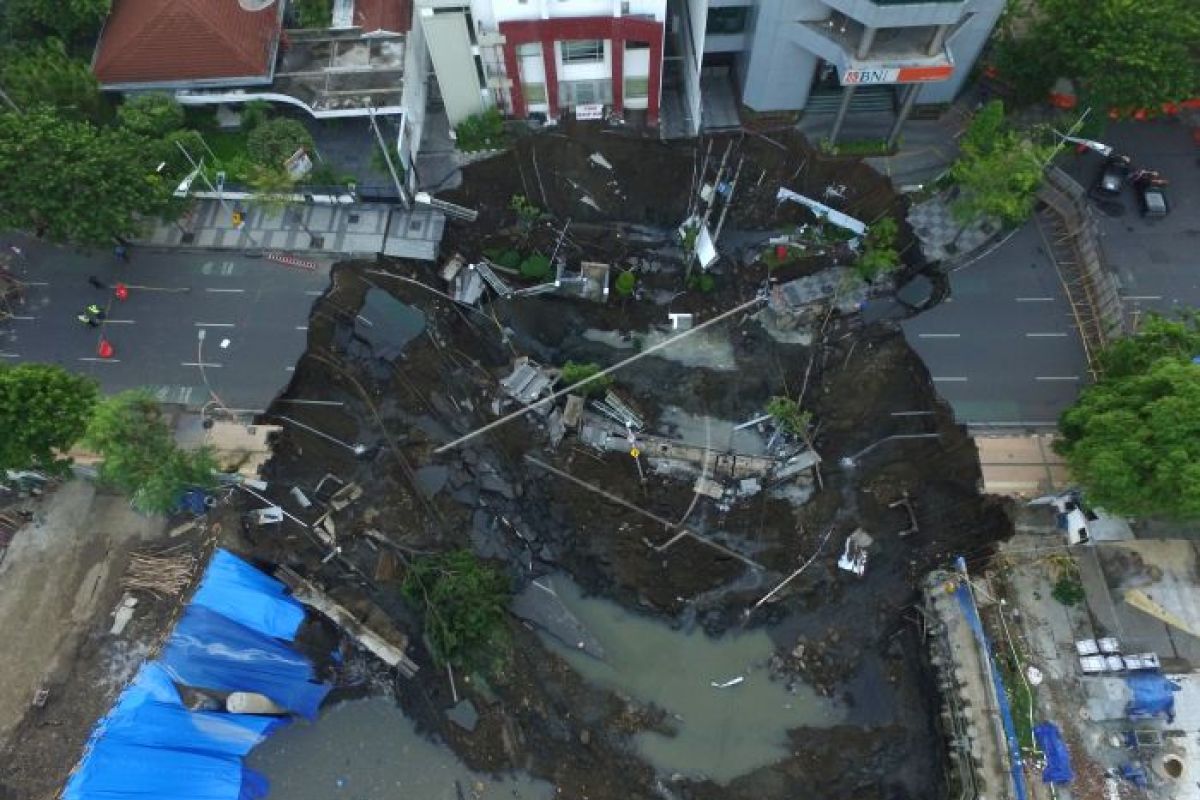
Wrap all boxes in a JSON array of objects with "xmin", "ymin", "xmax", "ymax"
[
  {"xmin": 98, "ymin": 339, "xmax": 114, "ymax": 359},
  {"xmin": 114, "ymin": 283, "xmax": 129, "ymax": 301}
]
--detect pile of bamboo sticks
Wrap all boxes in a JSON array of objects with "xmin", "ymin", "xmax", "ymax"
[{"xmin": 123, "ymin": 549, "xmax": 198, "ymax": 598}]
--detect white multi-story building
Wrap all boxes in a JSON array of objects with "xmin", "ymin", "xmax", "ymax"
[{"xmin": 417, "ymin": 0, "xmax": 1002, "ymax": 143}]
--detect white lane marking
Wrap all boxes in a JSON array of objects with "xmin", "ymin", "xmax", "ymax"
[
  {"xmin": 917, "ymin": 333, "xmax": 961, "ymax": 339},
  {"xmin": 1035, "ymin": 376, "xmax": 1079, "ymax": 381},
  {"xmin": 1016, "ymin": 297, "xmax": 1055, "ymax": 302},
  {"xmin": 181, "ymin": 361, "xmax": 222, "ymax": 368},
  {"xmin": 285, "ymin": 366, "xmax": 295, "ymax": 372},
  {"xmin": 23, "ymin": 281, "xmax": 49, "ymax": 287},
  {"xmin": 195, "ymin": 322, "xmax": 235, "ymax": 327},
  {"xmin": 1026, "ymin": 332, "xmax": 1068, "ymax": 338},
  {"xmin": 304, "ymin": 290, "xmax": 323, "ymax": 296},
  {"xmin": 933, "ymin": 377, "xmax": 968, "ymax": 382},
  {"xmin": 9, "ymin": 315, "xmax": 35, "ymax": 321},
  {"xmin": 295, "ymin": 326, "xmax": 308, "ymax": 331},
  {"xmin": 103, "ymin": 319, "xmax": 135, "ymax": 324},
  {"xmin": 205, "ymin": 288, "xmax": 245, "ymax": 294},
  {"xmin": 278, "ymin": 399, "xmax": 344, "ymax": 406},
  {"xmin": 79, "ymin": 357, "xmax": 120, "ymax": 363},
  {"xmin": 1124, "ymin": 295, "xmax": 1163, "ymax": 301},
  {"xmin": 0, "ymin": 353, "xmax": 20, "ymax": 358}
]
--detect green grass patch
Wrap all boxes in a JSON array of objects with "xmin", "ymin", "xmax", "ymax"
[{"xmin": 820, "ymin": 138, "xmax": 895, "ymax": 157}]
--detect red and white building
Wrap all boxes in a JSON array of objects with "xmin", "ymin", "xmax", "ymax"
[{"xmin": 416, "ymin": 0, "xmax": 666, "ymax": 127}]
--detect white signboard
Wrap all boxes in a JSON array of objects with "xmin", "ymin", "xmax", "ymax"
[{"xmin": 575, "ymin": 103, "xmax": 604, "ymax": 121}]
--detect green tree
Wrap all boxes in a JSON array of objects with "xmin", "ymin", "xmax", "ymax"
[
  {"xmin": 560, "ymin": 361, "xmax": 613, "ymax": 397},
  {"xmin": 856, "ymin": 217, "xmax": 901, "ymax": 281},
  {"xmin": 246, "ymin": 117, "xmax": 314, "ymax": 169},
  {"xmin": 950, "ymin": 101, "xmax": 1055, "ymax": 226},
  {"xmin": 1056, "ymin": 314, "xmax": 1200, "ymax": 519},
  {"xmin": 117, "ymin": 93, "xmax": 185, "ymax": 138},
  {"xmin": 0, "ymin": 40, "xmax": 105, "ymax": 122},
  {"xmin": 0, "ymin": 364, "xmax": 97, "ymax": 475},
  {"xmin": 401, "ymin": 550, "xmax": 510, "ymax": 670},
  {"xmin": 615, "ymin": 270, "xmax": 636, "ymax": 296},
  {"xmin": 1004, "ymin": 0, "xmax": 1200, "ymax": 111},
  {"xmin": 0, "ymin": 109, "xmax": 176, "ymax": 244},
  {"xmin": 85, "ymin": 391, "xmax": 217, "ymax": 513},
  {"xmin": 3, "ymin": 0, "xmax": 111, "ymax": 44}
]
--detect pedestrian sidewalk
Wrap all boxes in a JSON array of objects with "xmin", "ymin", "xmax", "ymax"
[
  {"xmin": 138, "ymin": 200, "xmax": 445, "ymax": 261},
  {"xmin": 907, "ymin": 193, "xmax": 998, "ymax": 264}
]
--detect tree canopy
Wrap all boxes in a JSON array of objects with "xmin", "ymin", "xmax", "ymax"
[
  {"xmin": 1057, "ymin": 314, "xmax": 1200, "ymax": 519},
  {"xmin": 3, "ymin": 0, "xmax": 111, "ymax": 45},
  {"xmin": 950, "ymin": 100, "xmax": 1054, "ymax": 226},
  {"xmin": 0, "ymin": 39, "xmax": 105, "ymax": 122},
  {"xmin": 117, "ymin": 93, "xmax": 185, "ymax": 138},
  {"xmin": 995, "ymin": 0, "xmax": 1200, "ymax": 110},
  {"xmin": 246, "ymin": 118, "xmax": 315, "ymax": 169},
  {"xmin": 85, "ymin": 391, "xmax": 216, "ymax": 513},
  {"xmin": 0, "ymin": 364, "xmax": 97, "ymax": 475},
  {"xmin": 0, "ymin": 109, "xmax": 176, "ymax": 245}
]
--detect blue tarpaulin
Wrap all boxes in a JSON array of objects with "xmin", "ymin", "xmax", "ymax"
[
  {"xmin": 1033, "ymin": 722, "xmax": 1073, "ymax": 784},
  {"xmin": 160, "ymin": 606, "xmax": 329, "ymax": 719},
  {"xmin": 1126, "ymin": 672, "xmax": 1181, "ymax": 721},
  {"xmin": 63, "ymin": 550, "xmax": 330, "ymax": 800},
  {"xmin": 190, "ymin": 549, "xmax": 306, "ymax": 641}
]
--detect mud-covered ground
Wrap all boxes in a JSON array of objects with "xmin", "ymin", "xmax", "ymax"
[{"xmin": 221, "ymin": 129, "xmax": 1011, "ymax": 799}]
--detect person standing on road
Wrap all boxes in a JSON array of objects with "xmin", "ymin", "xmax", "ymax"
[
  {"xmin": 113, "ymin": 244, "xmax": 129, "ymax": 262},
  {"xmin": 88, "ymin": 275, "xmax": 107, "ymax": 289}
]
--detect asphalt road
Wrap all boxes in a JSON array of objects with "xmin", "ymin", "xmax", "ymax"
[
  {"xmin": 901, "ymin": 221, "xmax": 1090, "ymax": 428},
  {"xmin": 0, "ymin": 239, "xmax": 329, "ymax": 411},
  {"xmin": 1063, "ymin": 121, "xmax": 1200, "ymax": 322}
]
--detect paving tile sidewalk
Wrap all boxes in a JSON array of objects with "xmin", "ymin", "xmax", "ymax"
[
  {"xmin": 138, "ymin": 200, "xmax": 445, "ymax": 261},
  {"xmin": 907, "ymin": 193, "xmax": 999, "ymax": 264}
]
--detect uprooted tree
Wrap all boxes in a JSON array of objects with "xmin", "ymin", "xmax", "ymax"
[
  {"xmin": 0, "ymin": 363, "xmax": 97, "ymax": 475},
  {"xmin": 950, "ymin": 100, "xmax": 1056, "ymax": 227},
  {"xmin": 1056, "ymin": 314, "xmax": 1200, "ymax": 520},
  {"xmin": 401, "ymin": 549, "xmax": 511, "ymax": 671},
  {"xmin": 85, "ymin": 391, "xmax": 217, "ymax": 514}
]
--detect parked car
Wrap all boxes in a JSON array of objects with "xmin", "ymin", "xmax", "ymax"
[
  {"xmin": 1132, "ymin": 171, "xmax": 1170, "ymax": 218},
  {"xmin": 1136, "ymin": 182, "xmax": 1169, "ymax": 218},
  {"xmin": 1093, "ymin": 154, "xmax": 1131, "ymax": 195}
]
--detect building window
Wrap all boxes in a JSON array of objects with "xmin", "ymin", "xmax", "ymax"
[
  {"xmin": 625, "ymin": 77, "xmax": 649, "ymax": 99},
  {"xmin": 524, "ymin": 83, "xmax": 548, "ymax": 103},
  {"xmin": 706, "ymin": 7, "xmax": 748, "ymax": 35},
  {"xmin": 561, "ymin": 39, "xmax": 604, "ymax": 64},
  {"xmin": 516, "ymin": 42, "xmax": 541, "ymax": 58},
  {"xmin": 621, "ymin": 1, "xmax": 630, "ymax": 12},
  {"xmin": 560, "ymin": 79, "xmax": 612, "ymax": 107},
  {"xmin": 626, "ymin": 40, "xmax": 649, "ymax": 50}
]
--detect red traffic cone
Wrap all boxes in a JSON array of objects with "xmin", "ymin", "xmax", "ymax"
[
  {"xmin": 114, "ymin": 283, "xmax": 129, "ymax": 301},
  {"xmin": 97, "ymin": 339, "xmax": 114, "ymax": 359}
]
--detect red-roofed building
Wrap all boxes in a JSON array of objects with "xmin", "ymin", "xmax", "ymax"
[{"xmin": 93, "ymin": 0, "xmax": 285, "ymax": 90}]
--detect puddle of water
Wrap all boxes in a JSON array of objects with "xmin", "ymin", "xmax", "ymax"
[
  {"xmin": 247, "ymin": 697, "xmax": 553, "ymax": 800},
  {"xmin": 581, "ymin": 328, "xmax": 736, "ymax": 371},
  {"xmin": 538, "ymin": 577, "xmax": 842, "ymax": 783}
]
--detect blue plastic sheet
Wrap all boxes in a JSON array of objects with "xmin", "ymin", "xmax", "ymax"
[
  {"xmin": 64, "ymin": 550, "xmax": 331, "ymax": 800},
  {"xmin": 161, "ymin": 605, "xmax": 330, "ymax": 719},
  {"xmin": 1126, "ymin": 672, "xmax": 1181, "ymax": 721},
  {"xmin": 954, "ymin": 557, "xmax": 1029, "ymax": 800},
  {"xmin": 190, "ymin": 550, "xmax": 306, "ymax": 641},
  {"xmin": 1033, "ymin": 722, "xmax": 1073, "ymax": 784}
]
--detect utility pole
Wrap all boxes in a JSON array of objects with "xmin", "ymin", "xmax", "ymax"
[{"xmin": 368, "ymin": 106, "xmax": 411, "ymax": 209}]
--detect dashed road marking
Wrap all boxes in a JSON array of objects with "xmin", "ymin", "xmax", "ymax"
[
  {"xmin": 1035, "ymin": 376, "xmax": 1079, "ymax": 381},
  {"xmin": 917, "ymin": 333, "xmax": 961, "ymax": 339},
  {"xmin": 1124, "ymin": 295, "xmax": 1163, "ymax": 301},
  {"xmin": 1026, "ymin": 332, "xmax": 1068, "ymax": 338},
  {"xmin": 181, "ymin": 361, "xmax": 222, "ymax": 368},
  {"xmin": 195, "ymin": 322, "xmax": 235, "ymax": 327},
  {"xmin": 79, "ymin": 357, "xmax": 120, "ymax": 363},
  {"xmin": 1016, "ymin": 297, "xmax": 1055, "ymax": 302},
  {"xmin": 933, "ymin": 377, "xmax": 968, "ymax": 382},
  {"xmin": 205, "ymin": 288, "xmax": 245, "ymax": 294},
  {"xmin": 295, "ymin": 325, "xmax": 308, "ymax": 331},
  {"xmin": 103, "ymin": 319, "xmax": 135, "ymax": 324},
  {"xmin": 0, "ymin": 352, "xmax": 20, "ymax": 358}
]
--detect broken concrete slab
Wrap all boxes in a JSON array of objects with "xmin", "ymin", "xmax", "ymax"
[
  {"xmin": 512, "ymin": 578, "xmax": 607, "ymax": 661},
  {"xmin": 446, "ymin": 698, "xmax": 479, "ymax": 732},
  {"xmin": 414, "ymin": 465, "xmax": 449, "ymax": 497}
]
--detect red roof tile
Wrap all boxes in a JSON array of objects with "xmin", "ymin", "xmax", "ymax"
[
  {"xmin": 93, "ymin": 0, "xmax": 283, "ymax": 86},
  {"xmin": 354, "ymin": 0, "xmax": 410, "ymax": 34}
]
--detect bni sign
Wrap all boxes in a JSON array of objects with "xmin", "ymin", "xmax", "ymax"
[{"xmin": 842, "ymin": 65, "xmax": 954, "ymax": 85}]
